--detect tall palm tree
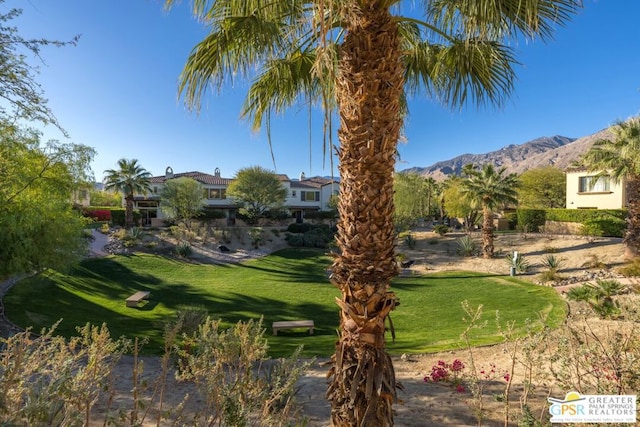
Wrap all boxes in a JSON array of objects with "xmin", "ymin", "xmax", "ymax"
[
  {"xmin": 461, "ymin": 164, "xmax": 519, "ymax": 258},
  {"xmin": 103, "ymin": 158, "xmax": 151, "ymax": 228},
  {"xmin": 164, "ymin": 1, "xmax": 580, "ymax": 424},
  {"xmin": 581, "ymin": 117, "xmax": 640, "ymax": 259}
]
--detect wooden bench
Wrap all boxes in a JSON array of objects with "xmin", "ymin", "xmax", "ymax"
[
  {"xmin": 272, "ymin": 320, "xmax": 314, "ymax": 336},
  {"xmin": 126, "ymin": 291, "xmax": 150, "ymax": 308}
]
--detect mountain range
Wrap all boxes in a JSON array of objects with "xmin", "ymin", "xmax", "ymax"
[{"xmin": 402, "ymin": 127, "xmax": 613, "ymax": 180}]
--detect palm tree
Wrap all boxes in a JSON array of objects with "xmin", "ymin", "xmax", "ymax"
[
  {"xmin": 103, "ymin": 159, "xmax": 151, "ymax": 228},
  {"xmin": 461, "ymin": 164, "xmax": 518, "ymax": 258},
  {"xmin": 580, "ymin": 117, "xmax": 640, "ymax": 259},
  {"xmin": 164, "ymin": 1, "xmax": 580, "ymax": 424}
]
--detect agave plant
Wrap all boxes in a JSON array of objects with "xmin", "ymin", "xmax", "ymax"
[{"xmin": 457, "ymin": 235, "xmax": 477, "ymax": 257}]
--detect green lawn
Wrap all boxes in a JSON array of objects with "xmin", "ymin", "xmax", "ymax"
[{"xmin": 4, "ymin": 249, "xmax": 566, "ymax": 357}]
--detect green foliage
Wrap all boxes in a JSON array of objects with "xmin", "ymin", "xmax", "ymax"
[
  {"xmin": 618, "ymin": 257, "xmax": 640, "ymax": 277},
  {"xmin": 566, "ymin": 279, "xmax": 626, "ymax": 318},
  {"xmin": 248, "ymin": 227, "xmax": 263, "ymax": 248},
  {"xmin": 200, "ymin": 207, "xmax": 226, "ymax": 219},
  {"xmin": 541, "ymin": 254, "xmax": 565, "ymax": 270},
  {"xmin": 127, "ymin": 226, "xmax": 145, "ymax": 240},
  {"xmin": 457, "ymin": 235, "xmax": 477, "ymax": 257},
  {"xmin": 433, "ymin": 224, "xmax": 449, "ymax": 236},
  {"xmin": 506, "ymin": 252, "xmax": 530, "ymax": 273},
  {"xmin": 109, "ymin": 208, "xmax": 141, "ymax": 227},
  {"xmin": 442, "ymin": 177, "xmax": 480, "ymax": 230},
  {"xmin": 580, "ymin": 217, "xmax": 626, "ymax": 238},
  {"xmin": 404, "ymin": 233, "xmax": 417, "ymax": 249},
  {"xmin": 285, "ymin": 223, "xmax": 335, "ymax": 248},
  {"xmin": 227, "ymin": 166, "xmax": 287, "ymax": 224},
  {"xmin": 394, "ymin": 173, "xmax": 438, "ymax": 224},
  {"xmin": 0, "ymin": 124, "xmax": 95, "ymax": 278},
  {"xmin": 545, "ymin": 208, "xmax": 627, "ymax": 223},
  {"xmin": 88, "ymin": 189, "xmax": 121, "ymax": 207},
  {"xmin": 160, "ymin": 177, "xmax": 205, "ymax": 228},
  {"xmin": 517, "ymin": 166, "xmax": 566, "ymax": 208},
  {"xmin": 103, "ymin": 159, "xmax": 151, "ymax": 228},
  {"xmin": 516, "ymin": 209, "xmax": 546, "ymax": 232},
  {"xmin": 176, "ymin": 242, "xmax": 193, "ymax": 258}
]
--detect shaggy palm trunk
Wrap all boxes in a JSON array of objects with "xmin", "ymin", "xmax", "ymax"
[
  {"xmin": 326, "ymin": 5, "xmax": 403, "ymax": 427},
  {"xmin": 125, "ymin": 195, "xmax": 134, "ymax": 228},
  {"xmin": 481, "ymin": 205, "xmax": 494, "ymax": 258},
  {"xmin": 624, "ymin": 175, "xmax": 640, "ymax": 258}
]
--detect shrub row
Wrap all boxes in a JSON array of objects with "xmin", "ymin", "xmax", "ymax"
[
  {"xmin": 285, "ymin": 223, "xmax": 336, "ymax": 248},
  {"xmin": 511, "ymin": 208, "xmax": 627, "ymax": 238}
]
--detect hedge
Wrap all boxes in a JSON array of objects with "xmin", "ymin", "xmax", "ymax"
[
  {"xmin": 545, "ymin": 208, "xmax": 627, "ymax": 223},
  {"xmin": 516, "ymin": 209, "xmax": 546, "ymax": 232}
]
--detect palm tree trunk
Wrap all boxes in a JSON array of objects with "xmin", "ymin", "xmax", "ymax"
[
  {"xmin": 624, "ymin": 175, "xmax": 640, "ymax": 259},
  {"xmin": 125, "ymin": 195, "xmax": 134, "ymax": 228},
  {"xmin": 326, "ymin": 5, "xmax": 403, "ymax": 426},
  {"xmin": 482, "ymin": 205, "xmax": 494, "ymax": 258}
]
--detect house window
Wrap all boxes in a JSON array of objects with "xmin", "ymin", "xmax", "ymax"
[
  {"xmin": 301, "ymin": 191, "xmax": 320, "ymax": 202},
  {"xmin": 291, "ymin": 190, "xmax": 296, "ymax": 197},
  {"xmin": 208, "ymin": 188, "xmax": 227, "ymax": 199},
  {"xmin": 579, "ymin": 175, "xmax": 610, "ymax": 193}
]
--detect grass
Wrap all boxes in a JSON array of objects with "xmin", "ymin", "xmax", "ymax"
[{"xmin": 4, "ymin": 249, "xmax": 566, "ymax": 357}]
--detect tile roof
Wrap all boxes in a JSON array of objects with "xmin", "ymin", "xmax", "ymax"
[{"xmin": 149, "ymin": 171, "xmax": 233, "ymax": 186}]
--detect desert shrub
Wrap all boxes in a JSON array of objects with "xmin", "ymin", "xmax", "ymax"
[
  {"xmin": 176, "ymin": 242, "xmax": 193, "ymax": 258},
  {"xmin": 540, "ymin": 254, "xmax": 564, "ymax": 270},
  {"xmin": 100, "ymin": 223, "xmax": 110, "ymax": 234},
  {"xmin": 506, "ymin": 252, "xmax": 530, "ymax": 273},
  {"xmin": 248, "ymin": 227, "xmax": 263, "ymax": 248},
  {"xmin": 285, "ymin": 223, "xmax": 335, "ymax": 248},
  {"xmin": 287, "ymin": 223, "xmax": 312, "ymax": 233},
  {"xmin": 543, "ymin": 246, "xmax": 558, "ymax": 253},
  {"xmin": 580, "ymin": 217, "xmax": 626, "ymax": 238},
  {"xmin": 427, "ymin": 238, "xmax": 439, "ymax": 245},
  {"xmin": 566, "ymin": 279, "xmax": 626, "ymax": 318},
  {"xmin": 581, "ymin": 253, "xmax": 608, "ymax": 270},
  {"xmin": 433, "ymin": 224, "xmax": 449, "ymax": 236},
  {"xmin": 457, "ymin": 235, "xmax": 477, "ymax": 257},
  {"xmin": 127, "ymin": 226, "xmax": 145, "ymax": 240},
  {"xmin": 516, "ymin": 209, "xmax": 546, "ymax": 233},
  {"xmin": 538, "ymin": 269, "xmax": 562, "ymax": 283},
  {"xmin": 618, "ymin": 257, "xmax": 640, "ymax": 277},
  {"xmin": 404, "ymin": 233, "xmax": 417, "ymax": 249},
  {"xmin": 176, "ymin": 317, "xmax": 310, "ymax": 426}
]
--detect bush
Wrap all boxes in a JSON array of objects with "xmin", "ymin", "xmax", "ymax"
[
  {"xmin": 457, "ymin": 235, "xmax": 477, "ymax": 257},
  {"xmin": 433, "ymin": 224, "xmax": 449, "ymax": 236},
  {"xmin": 200, "ymin": 208, "xmax": 226, "ymax": 219},
  {"xmin": 546, "ymin": 208, "xmax": 627, "ymax": 223},
  {"xmin": 580, "ymin": 217, "xmax": 626, "ymax": 238},
  {"xmin": 404, "ymin": 233, "xmax": 417, "ymax": 249},
  {"xmin": 618, "ymin": 258, "xmax": 640, "ymax": 277},
  {"xmin": 566, "ymin": 279, "xmax": 625, "ymax": 318},
  {"xmin": 83, "ymin": 208, "xmax": 111, "ymax": 222},
  {"xmin": 176, "ymin": 242, "xmax": 193, "ymax": 258},
  {"xmin": 516, "ymin": 209, "xmax": 546, "ymax": 233},
  {"xmin": 285, "ymin": 223, "xmax": 335, "ymax": 248},
  {"xmin": 109, "ymin": 209, "xmax": 141, "ymax": 227},
  {"xmin": 287, "ymin": 223, "xmax": 312, "ymax": 233}
]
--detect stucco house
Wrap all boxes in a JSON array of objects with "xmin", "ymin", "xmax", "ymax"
[
  {"xmin": 565, "ymin": 168, "xmax": 627, "ymax": 209},
  {"xmin": 133, "ymin": 167, "xmax": 338, "ymax": 226}
]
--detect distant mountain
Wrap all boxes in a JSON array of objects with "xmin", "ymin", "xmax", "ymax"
[{"xmin": 402, "ymin": 128, "xmax": 613, "ymax": 180}]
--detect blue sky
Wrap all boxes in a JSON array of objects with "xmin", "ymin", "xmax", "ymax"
[{"xmin": 7, "ymin": 0, "xmax": 640, "ymax": 181}]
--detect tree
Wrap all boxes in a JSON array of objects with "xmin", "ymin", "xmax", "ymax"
[
  {"xmin": 0, "ymin": 2, "xmax": 79, "ymax": 131},
  {"xmin": 88, "ymin": 188, "xmax": 122, "ymax": 207},
  {"xmin": 226, "ymin": 166, "xmax": 287, "ymax": 224},
  {"xmin": 394, "ymin": 172, "xmax": 434, "ymax": 226},
  {"xmin": 580, "ymin": 117, "xmax": 640, "ymax": 258},
  {"xmin": 442, "ymin": 176, "xmax": 481, "ymax": 232},
  {"xmin": 518, "ymin": 166, "xmax": 566, "ymax": 208},
  {"xmin": 165, "ymin": 0, "xmax": 580, "ymax": 424},
  {"xmin": 103, "ymin": 159, "xmax": 151, "ymax": 228},
  {"xmin": 160, "ymin": 177, "xmax": 205, "ymax": 229},
  {"xmin": 0, "ymin": 123, "xmax": 95, "ymax": 278},
  {"xmin": 461, "ymin": 164, "xmax": 519, "ymax": 258}
]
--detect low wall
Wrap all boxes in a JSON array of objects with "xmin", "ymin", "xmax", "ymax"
[{"xmin": 543, "ymin": 220, "xmax": 583, "ymax": 235}]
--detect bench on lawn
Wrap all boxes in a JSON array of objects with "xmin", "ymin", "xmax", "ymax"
[
  {"xmin": 126, "ymin": 291, "xmax": 150, "ymax": 308},
  {"xmin": 272, "ymin": 320, "xmax": 314, "ymax": 336}
]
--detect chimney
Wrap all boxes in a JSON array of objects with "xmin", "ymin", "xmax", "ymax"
[
  {"xmin": 165, "ymin": 166, "xmax": 174, "ymax": 179},
  {"xmin": 299, "ymin": 171, "xmax": 306, "ymax": 181}
]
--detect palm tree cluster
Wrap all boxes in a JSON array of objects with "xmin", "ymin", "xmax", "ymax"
[{"xmin": 163, "ymin": 0, "xmax": 581, "ymax": 424}]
